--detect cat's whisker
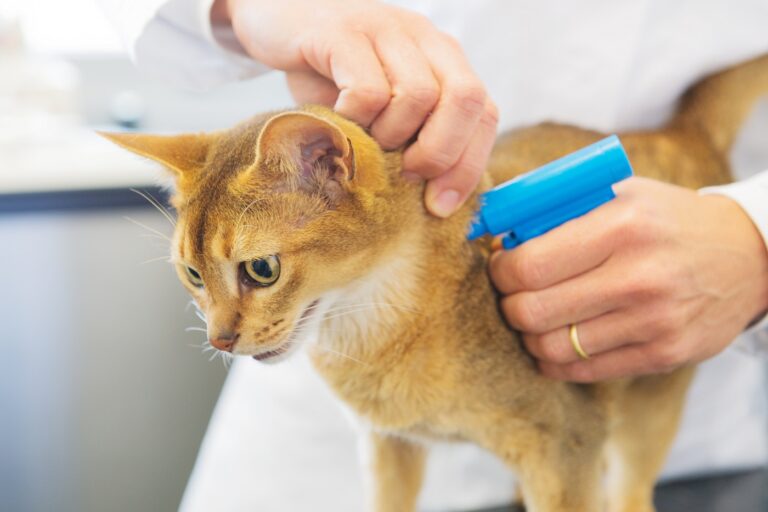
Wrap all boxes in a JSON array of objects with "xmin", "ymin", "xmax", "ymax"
[
  {"xmin": 141, "ymin": 254, "xmax": 173, "ymax": 265},
  {"xmin": 185, "ymin": 332, "xmax": 216, "ymax": 357},
  {"xmin": 294, "ymin": 323, "xmax": 348, "ymax": 335},
  {"xmin": 138, "ymin": 233, "xmax": 172, "ymax": 242},
  {"xmin": 319, "ymin": 306, "xmax": 405, "ymax": 322},
  {"xmin": 303, "ymin": 305, "xmax": 394, "ymax": 319},
  {"xmin": 294, "ymin": 307, "xmax": 376, "ymax": 326},
  {"xmin": 312, "ymin": 344, "xmax": 368, "ymax": 367},
  {"xmin": 320, "ymin": 302, "xmax": 418, "ymax": 314},
  {"xmin": 194, "ymin": 310, "xmax": 208, "ymax": 324},
  {"xmin": 130, "ymin": 188, "xmax": 177, "ymax": 227},
  {"xmin": 124, "ymin": 216, "xmax": 173, "ymax": 242},
  {"xmin": 221, "ymin": 351, "xmax": 234, "ymax": 369}
]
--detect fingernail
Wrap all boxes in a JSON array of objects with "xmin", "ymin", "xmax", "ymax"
[
  {"xmin": 429, "ymin": 189, "xmax": 460, "ymax": 218},
  {"xmin": 401, "ymin": 171, "xmax": 422, "ymax": 183}
]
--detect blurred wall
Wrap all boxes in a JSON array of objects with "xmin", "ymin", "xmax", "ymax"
[
  {"xmin": 0, "ymin": 56, "xmax": 294, "ymax": 512},
  {"xmin": 71, "ymin": 55, "xmax": 293, "ymax": 131},
  {"xmin": 0, "ymin": 207, "xmax": 224, "ymax": 512}
]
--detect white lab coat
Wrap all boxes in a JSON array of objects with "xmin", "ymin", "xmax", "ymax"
[{"xmin": 98, "ymin": 1, "xmax": 768, "ymax": 510}]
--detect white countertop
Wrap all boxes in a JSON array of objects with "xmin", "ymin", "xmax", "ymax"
[{"xmin": 0, "ymin": 126, "xmax": 165, "ymax": 195}]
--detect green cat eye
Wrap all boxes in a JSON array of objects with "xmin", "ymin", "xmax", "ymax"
[
  {"xmin": 185, "ymin": 266, "xmax": 204, "ymax": 287},
  {"xmin": 243, "ymin": 255, "xmax": 280, "ymax": 286}
]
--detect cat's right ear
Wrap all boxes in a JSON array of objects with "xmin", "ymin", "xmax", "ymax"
[
  {"xmin": 98, "ymin": 132, "xmax": 212, "ymax": 178},
  {"xmin": 254, "ymin": 112, "xmax": 357, "ymax": 205}
]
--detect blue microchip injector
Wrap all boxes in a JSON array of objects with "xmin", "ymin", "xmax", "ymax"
[{"xmin": 467, "ymin": 135, "xmax": 634, "ymax": 249}]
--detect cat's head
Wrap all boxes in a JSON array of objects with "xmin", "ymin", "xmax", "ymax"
[{"xmin": 103, "ymin": 106, "xmax": 427, "ymax": 362}]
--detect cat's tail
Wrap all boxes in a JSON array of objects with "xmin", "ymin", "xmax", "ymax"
[{"xmin": 671, "ymin": 53, "xmax": 768, "ymax": 156}]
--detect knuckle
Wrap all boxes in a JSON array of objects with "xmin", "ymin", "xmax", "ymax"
[
  {"xmin": 612, "ymin": 203, "xmax": 643, "ymax": 237},
  {"xmin": 510, "ymin": 249, "xmax": 545, "ymax": 290},
  {"xmin": 446, "ymin": 82, "xmax": 486, "ymax": 115},
  {"xmin": 625, "ymin": 279, "xmax": 653, "ymax": 303},
  {"xmin": 649, "ymin": 342, "xmax": 686, "ymax": 369},
  {"xmin": 439, "ymin": 33, "xmax": 463, "ymax": 51},
  {"xmin": 400, "ymin": 84, "xmax": 440, "ymax": 110},
  {"xmin": 622, "ymin": 271, "xmax": 665, "ymax": 304},
  {"xmin": 346, "ymin": 85, "xmax": 391, "ymax": 111},
  {"xmin": 536, "ymin": 332, "xmax": 568, "ymax": 363},
  {"xmin": 400, "ymin": 10, "xmax": 432, "ymax": 30},
  {"xmin": 648, "ymin": 307, "xmax": 684, "ymax": 337},
  {"xmin": 483, "ymin": 100, "xmax": 500, "ymax": 126},
  {"xmin": 504, "ymin": 293, "xmax": 545, "ymax": 333},
  {"xmin": 612, "ymin": 201, "xmax": 668, "ymax": 246},
  {"xmin": 610, "ymin": 203, "xmax": 654, "ymax": 245},
  {"xmin": 372, "ymin": 130, "xmax": 403, "ymax": 150}
]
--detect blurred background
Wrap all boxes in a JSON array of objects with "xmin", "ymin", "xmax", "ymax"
[
  {"xmin": 2, "ymin": 2, "xmax": 767, "ymax": 512},
  {"xmin": 0, "ymin": 1, "xmax": 292, "ymax": 511}
]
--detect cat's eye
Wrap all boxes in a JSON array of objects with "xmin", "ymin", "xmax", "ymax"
[
  {"xmin": 242, "ymin": 255, "xmax": 280, "ymax": 287},
  {"xmin": 185, "ymin": 266, "xmax": 204, "ymax": 288}
]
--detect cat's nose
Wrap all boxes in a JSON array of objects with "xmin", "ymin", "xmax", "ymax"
[{"xmin": 209, "ymin": 333, "xmax": 239, "ymax": 352}]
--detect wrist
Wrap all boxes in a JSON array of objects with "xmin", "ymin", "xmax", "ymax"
[{"xmin": 705, "ymin": 194, "xmax": 768, "ymax": 324}]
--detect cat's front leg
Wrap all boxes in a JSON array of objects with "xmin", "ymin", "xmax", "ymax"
[{"xmin": 363, "ymin": 431, "xmax": 426, "ymax": 512}]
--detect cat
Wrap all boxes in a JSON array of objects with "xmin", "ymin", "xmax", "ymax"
[{"xmin": 103, "ymin": 54, "xmax": 768, "ymax": 512}]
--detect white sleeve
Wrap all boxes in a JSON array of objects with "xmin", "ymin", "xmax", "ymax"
[
  {"xmin": 97, "ymin": 0, "xmax": 269, "ymax": 91},
  {"xmin": 700, "ymin": 170, "xmax": 768, "ymax": 354}
]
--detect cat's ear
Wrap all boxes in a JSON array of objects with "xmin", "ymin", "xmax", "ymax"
[
  {"xmin": 98, "ymin": 132, "xmax": 212, "ymax": 176},
  {"xmin": 256, "ymin": 112, "xmax": 355, "ymax": 203}
]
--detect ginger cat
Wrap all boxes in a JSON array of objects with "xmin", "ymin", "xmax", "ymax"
[{"xmin": 104, "ymin": 55, "xmax": 768, "ymax": 512}]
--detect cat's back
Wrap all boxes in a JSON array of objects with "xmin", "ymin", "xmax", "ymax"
[{"xmin": 487, "ymin": 122, "xmax": 731, "ymax": 190}]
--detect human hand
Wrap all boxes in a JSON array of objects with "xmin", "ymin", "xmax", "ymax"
[
  {"xmin": 489, "ymin": 177, "xmax": 768, "ymax": 382},
  {"xmin": 214, "ymin": 0, "xmax": 498, "ymax": 217}
]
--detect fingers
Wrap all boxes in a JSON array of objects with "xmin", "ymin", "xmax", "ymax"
[
  {"xmin": 423, "ymin": 98, "xmax": 498, "ymax": 217},
  {"xmin": 522, "ymin": 309, "xmax": 645, "ymax": 365},
  {"xmin": 328, "ymin": 33, "xmax": 392, "ymax": 127},
  {"xmin": 488, "ymin": 200, "xmax": 622, "ymax": 295},
  {"xmin": 402, "ymin": 33, "xmax": 488, "ymax": 177},
  {"xmin": 401, "ymin": 31, "xmax": 495, "ymax": 216},
  {"xmin": 369, "ymin": 29, "xmax": 440, "ymax": 149},
  {"xmin": 295, "ymin": 11, "xmax": 494, "ymax": 218},
  {"xmin": 499, "ymin": 263, "xmax": 632, "ymax": 334},
  {"xmin": 538, "ymin": 338, "xmax": 692, "ymax": 383},
  {"xmin": 538, "ymin": 344, "xmax": 654, "ymax": 382}
]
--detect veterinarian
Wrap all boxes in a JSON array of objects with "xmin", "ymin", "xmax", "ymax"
[{"xmin": 100, "ymin": 0, "xmax": 768, "ymax": 509}]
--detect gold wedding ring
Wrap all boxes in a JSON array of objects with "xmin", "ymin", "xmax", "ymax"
[{"xmin": 569, "ymin": 324, "xmax": 590, "ymax": 360}]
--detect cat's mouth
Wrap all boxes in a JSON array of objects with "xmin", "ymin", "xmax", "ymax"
[
  {"xmin": 251, "ymin": 299, "xmax": 321, "ymax": 363},
  {"xmin": 252, "ymin": 341, "xmax": 295, "ymax": 362}
]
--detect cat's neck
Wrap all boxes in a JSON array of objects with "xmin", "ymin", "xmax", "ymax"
[
  {"xmin": 311, "ymin": 229, "xmax": 424, "ymax": 361},
  {"xmin": 308, "ymin": 154, "xmax": 491, "ymax": 366}
]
